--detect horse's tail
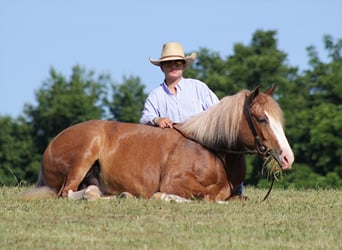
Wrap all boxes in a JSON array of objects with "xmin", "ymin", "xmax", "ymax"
[
  {"xmin": 19, "ymin": 186, "xmax": 58, "ymax": 200},
  {"xmin": 19, "ymin": 169, "xmax": 58, "ymax": 200}
]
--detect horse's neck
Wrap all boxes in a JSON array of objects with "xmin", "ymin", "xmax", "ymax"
[{"xmin": 175, "ymin": 124, "xmax": 245, "ymax": 154}]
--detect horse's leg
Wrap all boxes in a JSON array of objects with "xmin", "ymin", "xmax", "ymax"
[
  {"xmin": 61, "ymin": 157, "xmax": 99, "ymax": 197},
  {"xmin": 224, "ymin": 155, "xmax": 248, "ymax": 199},
  {"xmin": 79, "ymin": 162, "xmax": 100, "ymax": 190},
  {"xmin": 47, "ymin": 129, "xmax": 103, "ymax": 197},
  {"xmin": 206, "ymin": 183, "xmax": 232, "ymax": 201},
  {"xmin": 160, "ymin": 172, "xmax": 218, "ymax": 201}
]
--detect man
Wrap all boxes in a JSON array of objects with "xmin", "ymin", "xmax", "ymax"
[
  {"xmin": 139, "ymin": 42, "xmax": 218, "ymax": 128},
  {"xmin": 140, "ymin": 42, "xmax": 243, "ymax": 196}
]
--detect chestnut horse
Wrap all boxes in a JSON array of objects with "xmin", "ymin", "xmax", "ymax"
[{"xmin": 24, "ymin": 86, "xmax": 294, "ymax": 201}]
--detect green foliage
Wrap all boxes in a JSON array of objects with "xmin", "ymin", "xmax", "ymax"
[
  {"xmin": 227, "ymin": 30, "xmax": 290, "ymax": 90},
  {"xmin": 185, "ymin": 48, "xmax": 231, "ymax": 98},
  {"xmin": 186, "ymin": 30, "xmax": 296, "ymax": 99},
  {"xmin": 309, "ymin": 104, "xmax": 342, "ymax": 174},
  {"xmin": 290, "ymin": 103, "xmax": 342, "ymax": 177},
  {"xmin": 278, "ymin": 164, "xmax": 342, "ymax": 189},
  {"xmin": 108, "ymin": 75, "xmax": 147, "ymax": 123},
  {"xmin": 286, "ymin": 35, "xmax": 342, "ymax": 182},
  {"xmin": 0, "ymin": 116, "xmax": 39, "ymax": 185},
  {"xmin": 305, "ymin": 40, "xmax": 342, "ymax": 106},
  {"xmin": 24, "ymin": 65, "xmax": 109, "ymax": 153}
]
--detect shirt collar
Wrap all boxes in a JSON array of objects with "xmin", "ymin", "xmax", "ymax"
[{"xmin": 161, "ymin": 77, "xmax": 184, "ymax": 94}]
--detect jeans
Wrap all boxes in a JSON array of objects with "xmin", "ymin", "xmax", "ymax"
[{"xmin": 235, "ymin": 182, "xmax": 244, "ymax": 196}]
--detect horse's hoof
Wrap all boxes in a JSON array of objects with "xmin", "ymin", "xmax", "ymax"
[
  {"xmin": 68, "ymin": 189, "xmax": 86, "ymax": 200},
  {"xmin": 152, "ymin": 192, "xmax": 191, "ymax": 203},
  {"xmin": 118, "ymin": 192, "xmax": 134, "ymax": 199},
  {"xmin": 83, "ymin": 185, "xmax": 102, "ymax": 201},
  {"xmin": 239, "ymin": 195, "xmax": 248, "ymax": 200},
  {"xmin": 228, "ymin": 194, "xmax": 248, "ymax": 201}
]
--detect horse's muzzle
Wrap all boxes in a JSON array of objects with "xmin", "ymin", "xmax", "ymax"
[{"xmin": 265, "ymin": 148, "xmax": 293, "ymax": 171}]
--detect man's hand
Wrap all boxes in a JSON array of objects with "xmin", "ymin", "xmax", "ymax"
[{"xmin": 155, "ymin": 117, "xmax": 173, "ymax": 128}]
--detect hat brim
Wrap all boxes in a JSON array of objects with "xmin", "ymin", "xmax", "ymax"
[{"xmin": 149, "ymin": 52, "xmax": 196, "ymax": 68}]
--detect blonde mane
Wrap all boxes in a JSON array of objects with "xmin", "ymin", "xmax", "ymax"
[{"xmin": 179, "ymin": 90, "xmax": 250, "ymax": 149}]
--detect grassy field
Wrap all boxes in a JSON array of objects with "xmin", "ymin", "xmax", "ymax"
[{"xmin": 0, "ymin": 186, "xmax": 341, "ymax": 250}]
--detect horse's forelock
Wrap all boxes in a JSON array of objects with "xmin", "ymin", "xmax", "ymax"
[{"xmin": 261, "ymin": 94, "xmax": 284, "ymax": 126}]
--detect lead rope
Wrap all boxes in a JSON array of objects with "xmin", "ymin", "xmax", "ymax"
[{"xmin": 262, "ymin": 178, "xmax": 275, "ymax": 201}]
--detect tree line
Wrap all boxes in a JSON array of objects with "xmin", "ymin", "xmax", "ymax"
[{"xmin": 1, "ymin": 30, "xmax": 341, "ymax": 189}]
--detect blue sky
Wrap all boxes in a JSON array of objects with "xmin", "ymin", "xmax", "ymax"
[{"xmin": 1, "ymin": 0, "xmax": 341, "ymax": 117}]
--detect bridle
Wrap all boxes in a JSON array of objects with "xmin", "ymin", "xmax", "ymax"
[
  {"xmin": 243, "ymin": 93, "xmax": 283, "ymax": 200},
  {"xmin": 243, "ymin": 93, "xmax": 282, "ymax": 168}
]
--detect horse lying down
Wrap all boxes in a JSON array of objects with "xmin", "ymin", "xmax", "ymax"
[{"xmin": 21, "ymin": 86, "xmax": 294, "ymax": 202}]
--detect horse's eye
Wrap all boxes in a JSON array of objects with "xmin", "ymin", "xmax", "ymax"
[{"xmin": 257, "ymin": 117, "xmax": 268, "ymax": 125}]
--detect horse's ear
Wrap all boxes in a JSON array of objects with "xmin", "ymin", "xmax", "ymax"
[
  {"xmin": 249, "ymin": 85, "xmax": 260, "ymax": 99},
  {"xmin": 265, "ymin": 84, "xmax": 277, "ymax": 96},
  {"xmin": 246, "ymin": 85, "xmax": 260, "ymax": 105}
]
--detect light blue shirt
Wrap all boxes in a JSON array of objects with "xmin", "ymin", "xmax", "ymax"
[{"xmin": 140, "ymin": 78, "xmax": 219, "ymax": 124}]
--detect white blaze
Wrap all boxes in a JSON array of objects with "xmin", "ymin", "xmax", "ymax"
[{"xmin": 266, "ymin": 111, "xmax": 294, "ymax": 169}]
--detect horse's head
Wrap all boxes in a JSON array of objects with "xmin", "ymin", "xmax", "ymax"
[{"xmin": 240, "ymin": 85, "xmax": 294, "ymax": 170}]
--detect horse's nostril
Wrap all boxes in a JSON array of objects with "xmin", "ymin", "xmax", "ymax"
[
  {"xmin": 282, "ymin": 155, "xmax": 293, "ymax": 170},
  {"xmin": 282, "ymin": 148, "xmax": 295, "ymax": 169}
]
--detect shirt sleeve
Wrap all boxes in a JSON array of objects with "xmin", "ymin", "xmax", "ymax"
[
  {"xmin": 196, "ymin": 80, "xmax": 219, "ymax": 110},
  {"xmin": 206, "ymin": 87, "xmax": 220, "ymax": 107},
  {"xmin": 139, "ymin": 94, "xmax": 159, "ymax": 124}
]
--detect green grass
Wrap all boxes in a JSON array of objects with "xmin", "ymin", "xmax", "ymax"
[{"xmin": 1, "ymin": 186, "xmax": 341, "ymax": 249}]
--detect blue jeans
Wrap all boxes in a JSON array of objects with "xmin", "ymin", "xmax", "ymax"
[{"xmin": 235, "ymin": 182, "xmax": 244, "ymax": 196}]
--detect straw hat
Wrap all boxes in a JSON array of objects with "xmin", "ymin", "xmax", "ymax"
[{"xmin": 149, "ymin": 42, "xmax": 196, "ymax": 67}]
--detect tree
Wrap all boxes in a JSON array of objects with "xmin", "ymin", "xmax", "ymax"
[
  {"xmin": 305, "ymin": 35, "xmax": 342, "ymax": 106},
  {"xmin": 186, "ymin": 30, "xmax": 297, "ymax": 99},
  {"xmin": 0, "ymin": 116, "xmax": 39, "ymax": 184},
  {"xmin": 108, "ymin": 75, "xmax": 147, "ymax": 123},
  {"xmin": 185, "ymin": 48, "xmax": 231, "ymax": 98},
  {"xmin": 287, "ymin": 35, "xmax": 342, "ymax": 181},
  {"xmin": 24, "ymin": 65, "xmax": 109, "ymax": 154}
]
